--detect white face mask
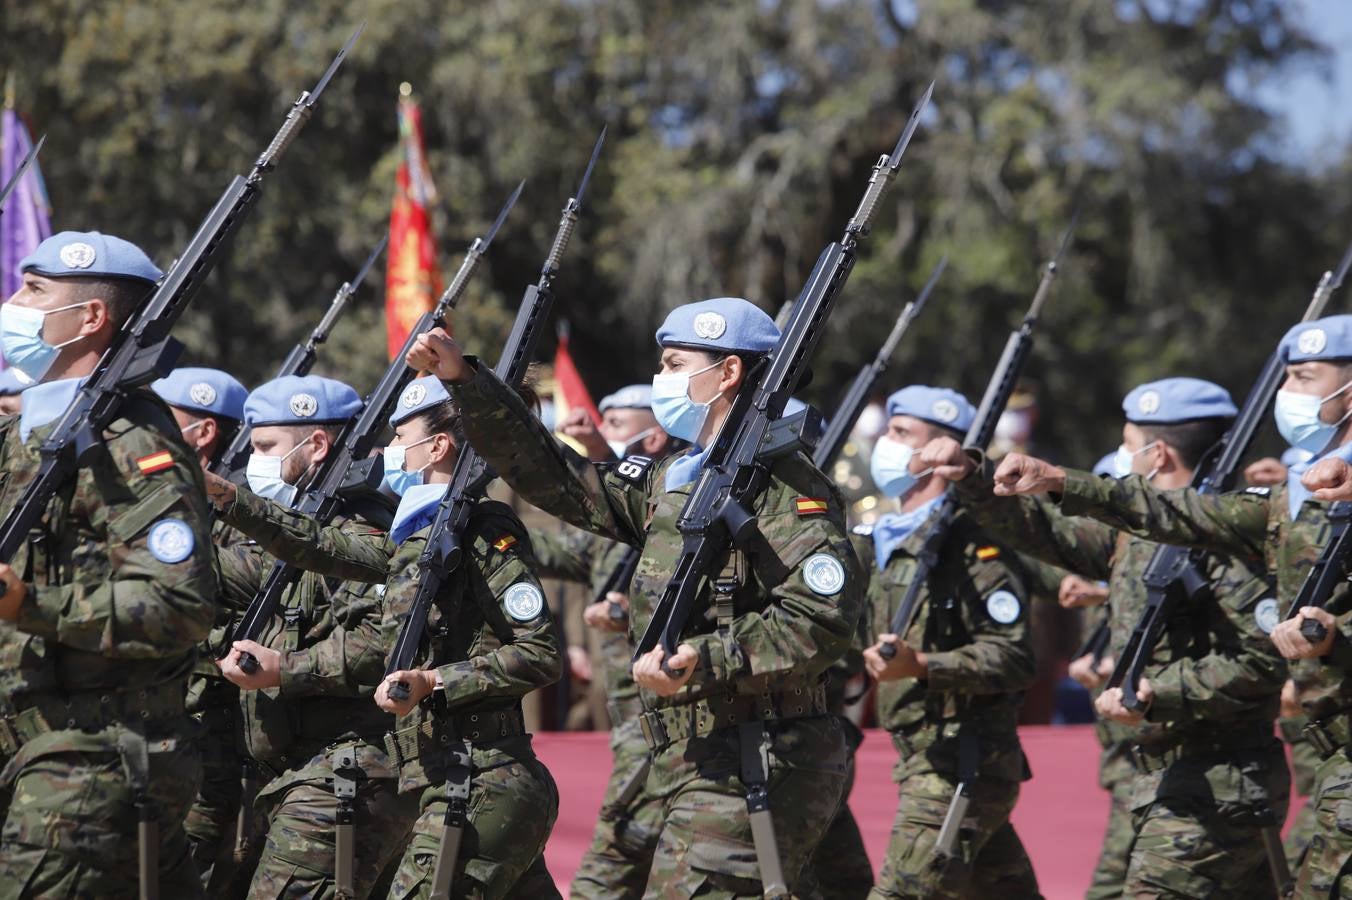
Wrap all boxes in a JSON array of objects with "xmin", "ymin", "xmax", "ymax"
[
  {"xmin": 606, "ymin": 426, "xmax": 657, "ymax": 460},
  {"xmin": 1112, "ymin": 441, "xmax": 1159, "ymax": 480},
  {"xmin": 245, "ymin": 439, "xmax": 311, "ymax": 507}
]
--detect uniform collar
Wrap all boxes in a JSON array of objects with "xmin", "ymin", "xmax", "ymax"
[
  {"xmin": 390, "ymin": 482, "xmax": 447, "ymax": 545},
  {"xmin": 20, "ymin": 377, "xmax": 83, "ymax": 443},
  {"xmin": 663, "ymin": 445, "xmax": 709, "ymax": 491}
]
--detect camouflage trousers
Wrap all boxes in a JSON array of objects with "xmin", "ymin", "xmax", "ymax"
[
  {"xmin": 388, "ymin": 735, "xmax": 561, "ymax": 899},
  {"xmin": 0, "ymin": 722, "xmax": 204, "ymax": 899},
  {"xmin": 809, "ymin": 733, "xmax": 874, "ymax": 900},
  {"xmin": 644, "ymin": 714, "xmax": 850, "ymax": 898},
  {"xmin": 1086, "ymin": 776, "xmax": 1135, "ymax": 900},
  {"xmin": 569, "ymin": 716, "xmax": 664, "ymax": 899},
  {"xmin": 868, "ymin": 771, "xmax": 1039, "ymax": 900},
  {"xmin": 1294, "ymin": 748, "xmax": 1352, "ymax": 897},
  {"xmin": 1123, "ymin": 739, "xmax": 1289, "ymax": 898},
  {"xmin": 242, "ymin": 741, "xmax": 420, "ymax": 899},
  {"xmin": 1280, "ymin": 715, "xmax": 1320, "ymax": 872},
  {"xmin": 184, "ymin": 703, "xmax": 247, "ymax": 895}
]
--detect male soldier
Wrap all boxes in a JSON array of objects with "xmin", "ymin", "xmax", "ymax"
[
  {"xmin": 408, "ymin": 297, "xmax": 862, "ymax": 897},
  {"xmin": 209, "ymin": 375, "xmax": 415, "ymax": 898},
  {"xmin": 150, "ymin": 366, "xmax": 256, "ymax": 891},
  {"xmin": 0, "ymin": 368, "xmax": 31, "ymax": 416},
  {"xmin": 855, "ymin": 386, "xmax": 1040, "ymax": 900},
  {"xmin": 921, "ymin": 376, "xmax": 1293, "ymax": 896},
  {"xmin": 530, "ymin": 383, "xmax": 675, "ymax": 899},
  {"xmin": 0, "ymin": 231, "xmax": 216, "ymax": 896}
]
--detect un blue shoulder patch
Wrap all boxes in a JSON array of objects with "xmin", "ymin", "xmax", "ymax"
[{"xmin": 147, "ymin": 519, "xmax": 195, "ymax": 564}]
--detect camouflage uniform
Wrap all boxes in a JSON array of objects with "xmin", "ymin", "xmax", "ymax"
[
  {"xmin": 0, "ymin": 391, "xmax": 217, "ymax": 898},
  {"xmin": 220, "ymin": 487, "xmax": 564, "ymax": 899},
  {"xmin": 852, "ymin": 508, "xmax": 1040, "ymax": 900},
  {"xmin": 1282, "ymin": 660, "xmax": 1324, "ymax": 871},
  {"xmin": 217, "ymin": 484, "xmax": 418, "ymax": 898},
  {"xmin": 1049, "ymin": 470, "xmax": 1342, "ymax": 893},
  {"xmin": 531, "ymin": 525, "xmax": 666, "ymax": 898},
  {"xmin": 450, "ymin": 362, "xmax": 862, "ymax": 898},
  {"xmin": 955, "ymin": 466, "xmax": 1290, "ymax": 898}
]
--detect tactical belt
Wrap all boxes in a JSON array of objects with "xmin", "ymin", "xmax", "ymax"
[
  {"xmin": 1305, "ymin": 711, "xmax": 1352, "ymax": 761},
  {"xmin": 638, "ymin": 681, "xmax": 829, "ymax": 751},
  {"xmin": 384, "ymin": 707, "xmax": 526, "ymax": 772},
  {"xmin": 1130, "ymin": 726, "xmax": 1275, "ymax": 773},
  {"xmin": 0, "ymin": 682, "xmax": 186, "ymax": 756}
]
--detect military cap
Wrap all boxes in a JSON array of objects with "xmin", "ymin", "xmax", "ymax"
[
  {"xmin": 244, "ymin": 374, "xmax": 361, "ymax": 427},
  {"xmin": 0, "ymin": 368, "xmax": 33, "ymax": 396},
  {"xmin": 598, "ymin": 384, "xmax": 653, "ymax": 412},
  {"xmin": 389, "ymin": 375, "xmax": 452, "ymax": 427},
  {"xmin": 1122, "ymin": 377, "xmax": 1237, "ymax": 424},
  {"xmin": 655, "ymin": 298, "xmax": 779, "ymax": 353},
  {"xmin": 152, "ymin": 367, "xmax": 247, "ymax": 421},
  {"xmin": 1279, "ymin": 314, "xmax": 1352, "ymax": 364},
  {"xmin": 20, "ymin": 230, "xmax": 163, "ymax": 285},
  {"xmin": 885, "ymin": 385, "xmax": 976, "ymax": 433}
]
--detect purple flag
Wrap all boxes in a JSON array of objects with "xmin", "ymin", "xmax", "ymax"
[{"xmin": 1, "ymin": 108, "xmax": 53, "ymax": 341}]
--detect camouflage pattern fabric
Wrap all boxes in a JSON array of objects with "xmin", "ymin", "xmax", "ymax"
[
  {"xmin": 811, "ymin": 749, "xmax": 875, "ymax": 900},
  {"xmin": 1086, "ymin": 775, "xmax": 1135, "ymax": 900},
  {"xmin": 0, "ymin": 391, "xmax": 217, "ymax": 895},
  {"xmin": 450, "ymin": 361, "xmax": 863, "ymax": 896}
]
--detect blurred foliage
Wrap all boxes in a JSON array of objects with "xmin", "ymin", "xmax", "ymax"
[{"xmin": 3, "ymin": 0, "xmax": 1347, "ymax": 464}]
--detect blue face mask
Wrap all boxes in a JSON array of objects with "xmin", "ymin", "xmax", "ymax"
[
  {"xmin": 870, "ymin": 437, "xmax": 920, "ymax": 498},
  {"xmin": 1, "ymin": 301, "xmax": 90, "ymax": 382},
  {"xmin": 651, "ymin": 360, "xmax": 723, "ymax": 443},
  {"xmin": 383, "ymin": 435, "xmax": 435, "ymax": 497},
  {"xmin": 1275, "ymin": 385, "xmax": 1352, "ymax": 454},
  {"xmin": 245, "ymin": 439, "xmax": 310, "ymax": 508}
]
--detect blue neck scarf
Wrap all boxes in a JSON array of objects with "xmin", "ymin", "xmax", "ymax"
[
  {"xmin": 20, "ymin": 377, "xmax": 82, "ymax": 443},
  {"xmin": 1288, "ymin": 441, "xmax": 1352, "ymax": 520},
  {"xmin": 664, "ymin": 445, "xmax": 710, "ymax": 491},
  {"xmin": 390, "ymin": 482, "xmax": 449, "ymax": 545},
  {"xmin": 871, "ymin": 493, "xmax": 945, "ymax": 571}
]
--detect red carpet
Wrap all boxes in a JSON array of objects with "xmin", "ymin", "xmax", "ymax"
[{"xmin": 534, "ymin": 725, "xmax": 1304, "ymax": 899}]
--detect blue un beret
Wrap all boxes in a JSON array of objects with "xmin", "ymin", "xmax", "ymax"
[
  {"xmin": 244, "ymin": 375, "xmax": 361, "ymax": 427},
  {"xmin": 655, "ymin": 298, "xmax": 779, "ymax": 354},
  {"xmin": 389, "ymin": 375, "xmax": 452, "ymax": 428},
  {"xmin": 20, "ymin": 230, "xmax": 163, "ymax": 286},
  {"xmin": 152, "ymin": 367, "xmax": 247, "ymax": 421},
  {"xmin": 598, "ymin": 384, "xmax": 652, "ymax": 413},
  {"xmin": 0, "ymin": 368, "xmax": 34, "ymax": 396},
  {"xmin": 886, "ymin": 386, "xmax": 976, "ymax": 433},
  {"xmin": 1279, "ymin": 315, "xmax": 1352, "ymax": 364},
  {"xmin": 1122, "ymin": 377, "xmax": 1237, "ymax": 424}
]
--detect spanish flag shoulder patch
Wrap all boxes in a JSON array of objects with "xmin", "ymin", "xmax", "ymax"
[
  {"xmin": 493, "ymin": 534, "xmax": 518, "ymax": 553},
  {"xmin": 976, "ymin": 545, "xmax": 1001, "ymax": 561},
  {"xmin": 135, "ymin": 450, "xmax": 175, "ymax": 475},
  {"xmin": 794, "ymin": 497, "xmax": 829, "ymax": 516}
]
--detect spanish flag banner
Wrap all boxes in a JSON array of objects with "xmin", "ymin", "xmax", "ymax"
[
  {"xmin": 553, "ymin": 320, "xmax": 602, "ymax": 429},
  {"xmin": 385, "ymin": 85, "xmax": 442, "ymax": 360}
]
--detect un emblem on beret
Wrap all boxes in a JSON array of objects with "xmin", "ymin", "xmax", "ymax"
[
  {"xmin": 1137, "ymin": 390, "xmax": 1161, "ymax": 416},
  {"xmin": 289, "ymin": 392, "xmax": 319, "ymax": 418},
  {"xmin": 58, "ymin": 241, "xmax": 97, "ymax": 269},
  {"xmin": 1299, "ymin": 328, "xmax": 1328, "ymax": 355},
  {"xmin": 692, "ymin": 312, "xmax": 727, "ymax": 340},
  {"xmin": 189, "ymin": 382, "xmax": 217, "ymax": 407},
  {"xmin": 401, "ymin": 383, "xmax": 427, "ymax": 409},
  {"xmin": 931, "ymin": 399, "xmax": 959, "ymax": 423}
]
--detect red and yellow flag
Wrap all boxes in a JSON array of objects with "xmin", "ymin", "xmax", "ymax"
[
  {"xmin": 385, "ymin": 86, "xmax": 442, "ymax": 360},
  {"xmin": 552, "ymin": 320, "xmax": 601, "ymax": 428}
]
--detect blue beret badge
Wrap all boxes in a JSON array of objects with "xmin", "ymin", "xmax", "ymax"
[
  {"xmin": 802, "ymin": 553, "xmax": 846, "ymax": 596},
  {"xmin": 401, "ymin": 383, "xmax": 427, "ymax": 409},
  {"xmin": 986, "ymin": 589, "xmax": 1021, "ymax": 624},
  {"xmin": 189, "ymin": 382, "xmax": 217, "ymax": 407},
  {"xmin": 504, "ymin": 582, "xmax": 545, "ymax": 622},
  {"xmin": 147, "ymin": 519, "xmax": 195, "ymax": 564},
  {"xmin": 59, "ymin": 241, "xmax": 97, "ymax": 269},
  {"xmin": 692, "ymin": 311, "xmax": 727, "ymax": 340},
  {"xmin": 1298, "ymin": 328, "xmax": 1327, "ymax": 355},
  {"xmin": 1254, "ymin": 598, "xmax": 1280, "ymax": 635},
  {"xmin": 289, "ymin": 393, "xmax": 318, "ymax": 418}
]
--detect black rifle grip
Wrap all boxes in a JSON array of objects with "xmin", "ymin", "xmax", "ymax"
[
  {"xmin": 1301, "ymin": 618, "xmax": 1329, "ymax": 644},
  {"xmin": 238, "ymin": 651, "xmax": 260, "ymax": 675},
  {"xmin": 388, "ymin": 680, "xmax": 411, "ymax": 702},
  {"xmin": 607, "ymin": 601, "xmax": 626, "ymax": 622},
  {"xmin": 878, "ymin": 642, "xmax": 897, "ymax": 661}
]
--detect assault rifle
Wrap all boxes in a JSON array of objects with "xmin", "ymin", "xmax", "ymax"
[{"xmin": 0, "ymin": 133, "xmax": 44, "ymax": 216}]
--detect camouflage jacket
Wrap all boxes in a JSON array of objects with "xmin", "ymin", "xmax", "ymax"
[
  {"xmin": 957, "ymin": 466, "xmax": 1285, "ymax": 747},
  {"xmin": 1056, "ymin": 468, "xmax": 1348, "ymax": 721},
  {"xmin": 215, "ymin": 491, "xmax": 392, "ymax": 769},
  {"xmin": 451, "ymin": 361, "xmax": 863, "ymax": 714},
  {"xmin": 0, "ymin": 390, "xmax": 216, "ymax": 713},
  {"xmin": 852, "ymin": 506, "xmax": 1034, "ymax": 781},
  {"xmin": 531, "ymin": 524, "xmax": 641, "ymax": 722}
]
